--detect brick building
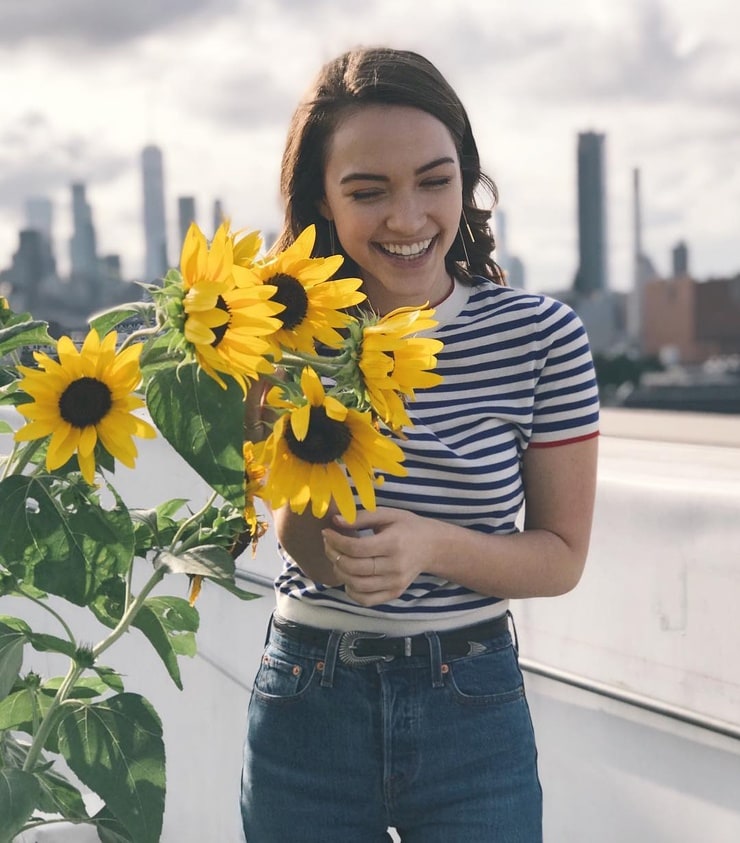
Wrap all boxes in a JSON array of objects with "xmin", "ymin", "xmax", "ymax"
[{"xmin": 642, "ymin": 274, "xmax": 740, "ymax": 364}]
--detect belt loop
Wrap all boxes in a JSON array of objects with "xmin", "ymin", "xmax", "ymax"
[
  {"xmin": 506, "ymin": 609, "xmax": 519, "ymax": 654},
  {"xmin": 424, "ymin": 631, "xmax": 444, "ymax": 688},
  {"xmin": 264, "ymin": 612, "xmax": 275, "ymax": 646},
  {"xmin": 321, "ymin": 631, "xmax": 342, "ymax": 688}
]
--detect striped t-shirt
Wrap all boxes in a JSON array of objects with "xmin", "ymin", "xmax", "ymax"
[{"xmin": 275, "ymin": 278, "xmax": 600, "ymax": 633}]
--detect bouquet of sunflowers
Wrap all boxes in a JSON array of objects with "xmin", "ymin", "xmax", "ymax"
[{"xmin": 0, "ymin": 222, "xmax": 443, "ymax": 842}]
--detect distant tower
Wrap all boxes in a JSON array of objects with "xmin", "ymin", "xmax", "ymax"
[
  {"xmin": 10, "ymin": 231, "xmax": 46, "ymax": 311},
  {"xmin": 25, "ymin": 196, "xmax": 53, "ymax": 241},
  {"xmin": 69, "ymin": 183, "xmax": 98, "ymax": 280},
  {"xmin": 508, "ymin": 256, "xmax": 526, "ymax": 289},
  {"xmin": 178, "ymin": 196, "xmax": 197, "ymax": 247},
  {"xmin": 213, "ymin": 199, "xmax": 224, "ymax": 235},
  {"xmin": 25, "ymin": 196, "xmax": 56, "ymax": 278},
  {"xmin": 573, "ymin": 131, "xmax": 608, "ymax": 295},
  {"xmin": 629, "ymin": 168, "xmax": 659, "ymax": 349},
  {"xmin": 672, "ymin": 240, "xmax": 689, "ymax": 277},
  {"xmin": 141, "ymin": 145, "xmax": 168, "ymax": 281}
]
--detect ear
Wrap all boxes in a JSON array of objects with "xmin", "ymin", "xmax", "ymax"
[{"xmin": 317, "ymin": 197, "xmax": 333, "ymax": 221}]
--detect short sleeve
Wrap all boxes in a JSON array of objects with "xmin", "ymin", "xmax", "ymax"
[{"xmin": 528, "ymin": 300, "xmax": 600, "ymax": 447}]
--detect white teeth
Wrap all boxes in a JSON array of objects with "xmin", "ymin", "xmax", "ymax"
[{"xmin": 380, "ymin": 238, "xmax": 433, "ymax": 257}]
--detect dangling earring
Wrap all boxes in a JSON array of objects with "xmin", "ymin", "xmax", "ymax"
[
  {"xmin": 458, "ymin": 210, "xmax": 474, "ymax": 267},
  {"xmin": 328, "ymin": 219, "xmax": 336, "ymax": 254}
]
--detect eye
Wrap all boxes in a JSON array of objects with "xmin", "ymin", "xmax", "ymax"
[
  {"xmin": 350, "ymin": 189, "xmax": 384, "ymax": 201},
  {"xmin": 421, "ymin": 176, "xmax": 452, "ymax": 189}
]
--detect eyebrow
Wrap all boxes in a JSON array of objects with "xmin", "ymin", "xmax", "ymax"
[{"xmin": 339, "ymin": 156, "xmax": 456, "ymax": 185}]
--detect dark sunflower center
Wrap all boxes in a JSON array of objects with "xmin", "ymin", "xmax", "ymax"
[
  {"xmin": 211, "ymin": 295, "xmax": 232, "ymax": 347},
  {"xmin": 58, "ymin": 377, "xmax": 113, "ymax": 428},
  {"xmin": 284, "ymin": 406, "xmax": 352, "ymax": 464},
  {"xmin": 270, "ymin": 273, "xmax": 309, "ymax": 330}
]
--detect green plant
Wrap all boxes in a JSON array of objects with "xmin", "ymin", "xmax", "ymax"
[{"xmin": 0, "ymin": 301, "xmax": 258, "ymax": 843}]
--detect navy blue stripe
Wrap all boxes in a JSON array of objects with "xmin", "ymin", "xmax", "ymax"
[{"xmin": 277, "ymin": 283, "xmax": 599, "ymax": 622}]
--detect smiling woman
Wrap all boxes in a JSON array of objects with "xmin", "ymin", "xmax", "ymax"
[{"xmin": 240, "ymin": 45, "xmax": 599, "ymax": 843}]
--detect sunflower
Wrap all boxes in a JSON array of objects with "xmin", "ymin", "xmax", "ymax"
[
  {"xmin": 231, "ymin": 227, "xmax": 263, "ymax": 269},
  {"xmin": 259, "ymin": 367, "xmax": 406, "ymax": 522},
  {"xmin": 180, "ymin": 222, "xmax": 285, "ymax": 390},
  {"xmin": 14, "ymin": 329, "xmax": 156, "ymax": 484},
  {"xmin": 243, "ymin": 439, "xmax": 268, "ymax": 540},
  {"xmin": 358, "ymin": 305, "xmax": 444, "ymax": 431},
  {"xmin": 251, "ymin": 225, "xmax": 366, "ymax": 355}
]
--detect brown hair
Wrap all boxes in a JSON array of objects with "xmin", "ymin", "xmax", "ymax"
[{"xmin": 274, "ymin": 47, "xmax": 504, "ymax": 285}]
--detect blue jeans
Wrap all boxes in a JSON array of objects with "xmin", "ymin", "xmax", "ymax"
[{"xmin": 241, "ymin": 615, "xmax": 542, "ymax": 842}]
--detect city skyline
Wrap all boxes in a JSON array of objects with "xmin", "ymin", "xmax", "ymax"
[{"xmin": 2, "ymin": 0, "xmax": 739, "ymax": 292}]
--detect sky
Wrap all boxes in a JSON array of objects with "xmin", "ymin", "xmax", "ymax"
[{"xmin": 1, "ymin": 0, "xmax": 738, "ymax": 295}]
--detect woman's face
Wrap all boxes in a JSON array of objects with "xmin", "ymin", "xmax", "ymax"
[{"xmin": 320, "ymin": 104, "xmax": 463, "ymax": 314}]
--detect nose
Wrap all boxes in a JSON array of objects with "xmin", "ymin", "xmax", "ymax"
[{"xmin": 386, "ymin": 192, "xmax": 426, "ymax": 235}]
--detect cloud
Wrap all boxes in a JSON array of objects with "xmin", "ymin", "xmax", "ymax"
[
  {"xmin": 0, "ymin": 0, "xmax": 238, "ymax": 50},
  {"xmin": 0, "ymin": 113, "xmax": 130, "ymax": 213}
]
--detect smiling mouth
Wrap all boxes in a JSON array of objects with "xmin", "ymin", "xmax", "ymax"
[{"xmin": 376, "ymin": 237, "xmax": 435, "ymax": 259}]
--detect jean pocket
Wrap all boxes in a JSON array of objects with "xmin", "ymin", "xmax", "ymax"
[
  {"xmin": 253, "ymin": 648, "xmax": 317, "ymax": 703},
  {"xmin": 446, "ymin": 642, "xmax": 525, "ymax": 706}
]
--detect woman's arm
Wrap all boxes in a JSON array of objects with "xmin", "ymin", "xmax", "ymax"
[
  {"xmin": 322, "ymin": 437, "xmax": 599, "ymax": 606},
  {"xmin": 272, "ymin": 505, "xmax": 345, "ymax": 586}
]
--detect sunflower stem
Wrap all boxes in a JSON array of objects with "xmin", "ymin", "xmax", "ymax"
[
  {"xmin": 170, "ymin": 491, "xmax": 218, "ymax": 550},
  {"xmin": 91, "ymin": 566, "xmax": 167, "ymax": 662},
  {"xmin": 118, "ymin": 323, "xmax": 162, "ymax": 351},
  {"xmin": 2, "ymin": 438, "xmax": 44, "ymax": 479},
  {"xmin": 279, "ymin": 350, "xmax": 349, "ymax": 378},
  {"xmin": 22, "ymin": 659, "xmax": 83, "ymax": 773},
  {"xmin": 18, "ymin": 590, "xmax": 77, "ymax": 645}
]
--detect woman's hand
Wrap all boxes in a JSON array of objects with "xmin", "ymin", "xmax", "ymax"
[{"xmin": 322, "ymin": 507, "xmax": 437, "ymax": 606}]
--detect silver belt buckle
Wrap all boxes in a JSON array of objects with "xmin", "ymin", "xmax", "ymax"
[{"xmin": 338, "ymin": 631, "xmax": 394, "ymax": 667}]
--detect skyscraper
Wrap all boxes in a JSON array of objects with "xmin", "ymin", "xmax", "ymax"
[
  {"xmin": 573, "ymin": 131, "xmax": 608, "ymax": 295},
  {"xmin": 141, "ymin": 145, "xmax": 168, "ymax": 282},
  {"xmin": 212, "ymin": 198, "xmax": 224, "ymax": 236},
  {"xmin": 69, "ymin": 183, "xmax": 98, "ymax": 280},
  {"xmin": 25, "ymin": 196, "xmax": 53, "ymax": 241},
  {"xmin": 25, "ymin": 196, "xmax": 56, "ymax": 279},
  {"xmin": 178, "ymin": 196, "xmax": 197, "ymax": 247},
  {"xmin": 672, "ymin": 240, "xmax": 689, "ymax": 277}
]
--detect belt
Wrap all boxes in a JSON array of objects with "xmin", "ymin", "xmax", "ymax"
[{"xmin": 272, "ymin": 613, "xmax": 510, "ymax": 667}]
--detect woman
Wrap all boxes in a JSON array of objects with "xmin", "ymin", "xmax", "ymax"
[{"xmin": 241, "ymin": 47, "xmax": 599, "ymax": 842}]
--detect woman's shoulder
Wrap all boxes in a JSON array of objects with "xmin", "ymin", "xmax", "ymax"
[{"xmin": 467, "ymin": 278, "xmax": 576, "ymax": 321}]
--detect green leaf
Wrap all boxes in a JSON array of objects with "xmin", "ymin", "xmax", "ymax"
[
  {"xmin": 88, "ymin": 576, "xmax": 127, "ymax": 629},
  {"xmin": 130, "ymin": 500, "xmax": 188, "ymax": 554},
  {"xmin": 0, "ymin": 475, "xmax": 134, "ymax": 605},
  {"xmin": 0, "ymin": 419, "xmax": 13, "ymax": 434},
  {"xmin": 93, "ymin": 665, "xmax": 125, "ymax": 694},
  {"xmin": 88, "ymin": 302, "xmax": 155, "ymax": 336},
  {"xmin": 34, "ymin": 763, "xmax": 87, "ymax": 820},
  {"xmin": 93, "ymin": 805, "xmax": 136, "ymax": 843},
  {"xmin": 131, "ymin": 597, "xmax": 199, "ymax": 689},
  {"xmin": 0, "ymin": 621, "xmax": 26, "ymax": 701},
  {"xmin": 208, "ymin": 576, "xmax": 261, "ymax": 602},
  {"xmin": 146, "ymin": 362, "xmax": 245, "ymax": 507},
  {"xmin": 0, "ymin": 686, "xmax": 53, "ymax": 732},
  {"xmin": 26, "ymin": 631, "xmax": 78, "ymax": 660},
  {"xmin": 57, "ymin": 693, "xmax": 165, "ymax": 843},
  {"xmin": 0, "ymin": 616, "xmax": 31, "ymax": 633},
  {"xmin": 0, "ymin": 767, "xmax": 39, "ymax": 843},
  {"xmin": 0, "ymin": 316, "xmax": 54, "ymax": 359},
  {"xmin": 156, "ymin": 543, "xmax": 236, "ymax": 579},
  {"xmin": 42, "ymin": 675, "xmax": 111, "ymax": 700}
]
